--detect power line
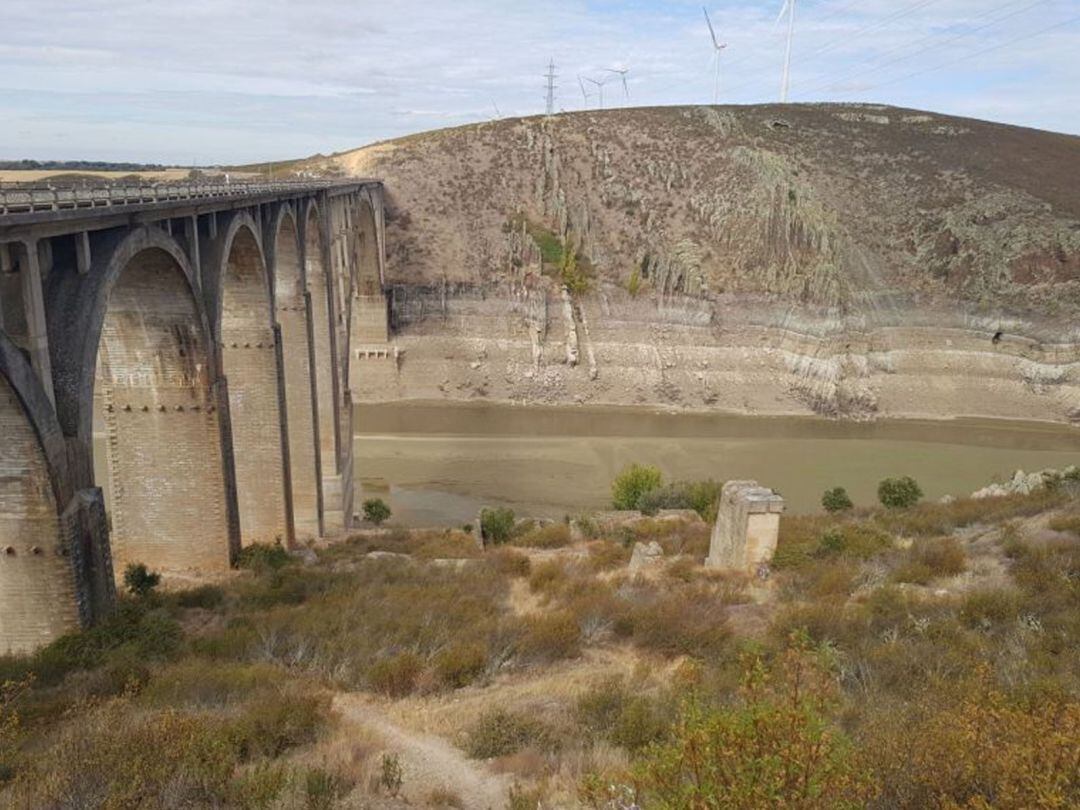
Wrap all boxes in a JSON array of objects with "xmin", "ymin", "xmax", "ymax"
[
  {"xmin": 720, "ymin": 0, "xmax": 944, "ymax": 92},
  {"xmin": 828, "ymin": 9, "xmax": 1080, "ymax": 96},
  {"xmin": 719, "ymin": 0, "xmax": 946, "ymax": 101},
  {"xmin": 797, "ymin": 0, "xmax": 1051, "ymax": 97}
]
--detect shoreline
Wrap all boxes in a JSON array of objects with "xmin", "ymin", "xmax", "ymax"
[{"xmin": 353, "ymin": 397, "xmax": 1080, "ymax": 451}]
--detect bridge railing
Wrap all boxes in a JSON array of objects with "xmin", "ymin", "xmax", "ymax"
[{"xmin": 0, "ymin": 179, "xmax": 352, "ymax": 216}]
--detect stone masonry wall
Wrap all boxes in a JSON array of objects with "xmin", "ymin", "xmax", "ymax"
[
  {"xmin": 95, "ymin": 253, "xmax": 230, "ymax": 577},
  {"xmin": 276, "ymin": 217, "xmax": 319, "ymax": 538},
  {"xmin": 221, "ymin": 228, "xmax": 287, "ymax": 546},
  {"xmin": 0, "ymin": 374, "xmax": 79, "ymax": 654}
]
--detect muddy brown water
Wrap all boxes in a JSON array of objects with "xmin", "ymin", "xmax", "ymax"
[{"xmin": 351, "ymin": 401, "xmax": 1080, "ymax": 527}]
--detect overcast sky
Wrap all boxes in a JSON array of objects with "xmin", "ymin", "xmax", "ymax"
[{"xmin": 2, "ymin": 0, "xmax": 1078, "ymax": 164}]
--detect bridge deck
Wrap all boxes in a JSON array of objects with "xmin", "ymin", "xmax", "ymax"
[{"xmin": 0, "ymin": 178, "xmax": 380, "ymax": 234}]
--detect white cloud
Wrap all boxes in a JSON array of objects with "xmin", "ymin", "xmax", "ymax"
[{"xmin": 0, "ymin": 0, "xmax": 1077, "ymax": 162}]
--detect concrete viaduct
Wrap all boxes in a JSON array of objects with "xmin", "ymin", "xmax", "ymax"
[{"xmin": 0, "ymin": 179, "xmax": 390, "ymax": 654}]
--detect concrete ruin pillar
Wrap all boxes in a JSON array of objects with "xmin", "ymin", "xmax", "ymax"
[{"xmin": 706, "ymin": 480, "xmax": 784, "ymax": 573}]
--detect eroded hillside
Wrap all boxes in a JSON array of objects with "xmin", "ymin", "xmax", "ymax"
[
  {"xmin": 318, "ymin": 105, "xmax": 1080, "ymax": 422},
  {"xmin": 332, "ymin": 104, "xmax": 1080, "ymax": 320}
]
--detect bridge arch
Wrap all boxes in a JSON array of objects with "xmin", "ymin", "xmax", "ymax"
[
  {"xmin": 86, "ymin": 228, "xmax": 232, "ymax": 578},
  {"xmin": 0, "ymin": 334, "xmax": 80, "ymax": 653},
  {"xmin": 271, "ymin": 205, "xmax": 321, "ymax": 538},
  {"xmin": 302, "ymin": 200, "xmax": 338, "ymax": 474},
  {"xmin": 215, "ymin": 213, "xmax": 289, "ymax": 546}
]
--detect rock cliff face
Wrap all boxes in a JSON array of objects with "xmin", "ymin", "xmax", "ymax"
[{"xmin": 325, "ymin": 104, "xmax": 1080, "ymax": 422}]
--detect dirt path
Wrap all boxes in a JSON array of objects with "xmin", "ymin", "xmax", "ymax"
[{"xmin": 333, "ymin": 694, "xmax": 512, "ymax": 809}]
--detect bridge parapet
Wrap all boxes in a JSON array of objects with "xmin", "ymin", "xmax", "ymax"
[{"xmin": 0, "ymin": 179, "xmax": 368, "ymax": 216}]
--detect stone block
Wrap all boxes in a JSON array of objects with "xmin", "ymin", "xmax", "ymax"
[{"xmin": 706, "ymin": 480, "xmax": 784, "ymax": 573}]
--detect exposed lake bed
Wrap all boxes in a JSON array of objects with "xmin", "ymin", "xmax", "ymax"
[{"xmin": 354, "ymin": 400, "xmax": 1080, "ymax": 526}]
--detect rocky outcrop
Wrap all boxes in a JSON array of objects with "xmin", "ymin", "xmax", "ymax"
[{"xmin": 971, "ymin": 466, "xmax": 1080, "ymax": 499}]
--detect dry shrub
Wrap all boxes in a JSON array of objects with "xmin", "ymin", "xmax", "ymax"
[
  {"xmin": 1048, "ymin": 513, "xmax": 1080, "ymax": 535},
  {"xmin": 876, "ymin": 489, "xmax": 1066, "ymax": 538},
  {"xmin": 620, "ymin": 518, "xmax": 711, "ymax": 558},
  {"xmin": 368, "ymin": 651, "xmax": 424, "ymax": 697},
  {"xmin": 959, "ymin": 588, "xmax": 1022, "ymax": 630},
  {"xmin": 412, "ymin": 529, "xmax": 482, "ymax": 560},
  {"xmin": 663, "ymin": 556, "xmax": 697, "ymax": 582},
  {"xmin": 771, "ymin": 601, "xmax": 866, "ymax": 650},
  {"xmin": 892, "ymin": 536, "xmax": 966, "ymax": 584},
  {"xmin": 487, "ymin": 547, "xmax": 531, "ymax": 578},
  {"xmin": 515, "ymin": 522, "xmax": 572, "ymax": 549},
  {"xmin": 575, "ymin": 678, "xmax": 672, "ymax": 752},
  {"xmin": 427, "ymin": 786, "xmax": 465, "ymax": 808},
  {"xmin": 464, "ymin": 708, "xmax": 558, "ymax": 759},
  {"xmin": 786, "ymin": 559, "xmax": 860, "ymax": 601},
  {"xmin": 528, "ymin": 560, "xmax": 570, "ymax": 595},
  {"xmin": 11, "ymin": 684, "xmax": 330, "ymax": 808},
  {"xmin": 139, "ymin": 659, "xmax": 286, "ymax": 708},
  {"xmin": 588, "ymin": 540, "xmax": 631, "ymax": 571},
  {"xmin": 626, "ymin": 584, "xmax": 731, "ymax": 659},
  {"xmin": 433, "ymin": 642, "xmax": 489, "ymax": 689},
  {"xmin": 565, "ymin": 586, "xmax": 626, "ymax": 642},
  {"xmin": 866, "ymin": 669, "xmax": 1080, "ymax": 809},
  {"xmin": 519, "ymin": 611, "xmax": 582, "ymax": 663},
  {"xmin": 208, "ymin": 559, "xmax": 512, "ymax": 694}
]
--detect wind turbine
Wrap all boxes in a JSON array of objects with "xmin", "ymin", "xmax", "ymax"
[
  {"xmin": 604, "ymin": 67, "xmax": 630, "ymax": 103},
  {"xmin": 584, "ymin": 75, "xmax": 609, "ymax": 109},
  {"xmin": 702, "ymin": 7, "xmax": 727, "ymax": 105},
  {"xmin": 578, "ymin": 74, "xmax": 592, "ymax": 107},
  {"xmin": 777, "ymin": 0, "xmax": 797, "ymax": 103}
]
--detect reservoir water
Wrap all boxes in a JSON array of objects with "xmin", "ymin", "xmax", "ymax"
[{"xmin": 353, "ymin": 401, "xmax": 1080, "ymax": 527}]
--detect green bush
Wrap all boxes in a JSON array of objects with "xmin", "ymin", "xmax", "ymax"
[
  {"xmin": 362, "ymin": 498, "xmax": 392, "ymax": 526},
  {"xmin": 480, "ymin": 507, "xmax": 516, "ymax": 545},
  {"xmin": 612, "ymin": 463, "xmax": 663, "ymax": 510},
  {"xmin": 632, "ymin": 646, "xmax": 874, "ymax": 808},
  {"xmin": 878, "ymin": 476, "xmax": 923, "ymax": 509},
  {"xmin": 174, "ymin": 584, "xmax": 226, "ymax": 610},
  {"xmin": 123, "ymin": 563, "xmax": 160, "ymax": 598},
  {"xmin": 637, "ymin": 479, "xmax": 722, "ymax": 521},
  {"xmin": 822, "ymin": 487, "xmax": 854, "ymax": 513},
  {"xmin": 575, "ymin": 679, "xmax": 670, "ymax": 752},
  {"xmin": 815, "ymin": 524, "xmax": 892, "ymax": 561},
  {"xmin": 27, "ymin": 601, "xmax": 181, "ymax": 685},
  {"xmin": 237, "ymin": 542, "xmax": 291, "ymax": 574}
]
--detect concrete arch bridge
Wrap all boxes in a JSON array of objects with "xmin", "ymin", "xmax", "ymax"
[{"xmin": 0, "ymin": 179, "xmax": 389, "ymax": 653}]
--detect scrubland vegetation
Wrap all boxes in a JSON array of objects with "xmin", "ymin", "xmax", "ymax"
[{"xmin": 0, "ymin": 475, "xmax": 1076, "ymax": 808}]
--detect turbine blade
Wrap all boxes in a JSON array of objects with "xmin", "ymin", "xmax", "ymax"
[
  {"xmin": 702, "ymin": 6, "xmax": 720, "ymax": 49},
  {"xmin": 776, "ymin": 0, "xmax": 791, "ymax": 25}
]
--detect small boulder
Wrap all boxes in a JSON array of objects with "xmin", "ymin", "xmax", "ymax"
[
  {"xmin": 628, "ymin": 541, "xmax": 664, "ymax": 572},
  {"xmin": 366, "ymin": 551, "xmax": 412, "ymax": 563}
]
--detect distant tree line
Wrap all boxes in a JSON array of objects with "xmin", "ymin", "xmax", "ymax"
[{"xmin": 0, "ymin": 159, "xmax": 169, "ymax": 172}]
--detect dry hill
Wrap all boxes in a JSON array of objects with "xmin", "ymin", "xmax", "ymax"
[{"xmin": 317, "ymin": 105, "xmax": 1080, "ymax": 421}]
